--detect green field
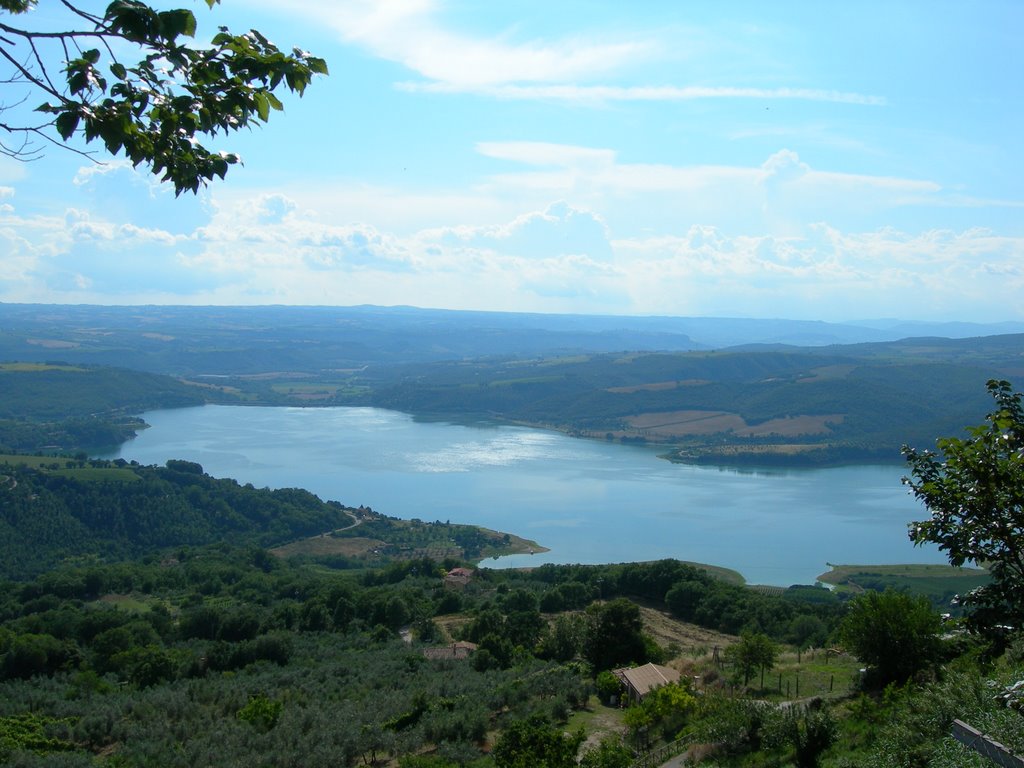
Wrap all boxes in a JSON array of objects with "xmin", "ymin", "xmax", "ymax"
[
  {"xmin": 817, "ymin": 562, "xmax": 989, "ymax": 611},
  {"xmin": 0, "ymin": 454, "xmax": 140, "ymax": 482}
]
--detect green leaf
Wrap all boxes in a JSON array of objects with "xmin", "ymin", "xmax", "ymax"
[
  {"xmin": 253, "ymin": 92, "xmax": 270, "ymax": 122},
  {"xmin": 158, "ymin": 9, "xmax": 197, "ymax": 41},
  {"xmin": 307, "ymin": 57, "xmax": 329, "ymax": 75},
  {"xmin": 54, "ymin": 111, "xmax": 81, "ymax": 140}
]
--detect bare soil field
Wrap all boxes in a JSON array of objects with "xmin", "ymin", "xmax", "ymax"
[
  {"xmin": 636, "ymin": 604, "xmax": 738, "ymax": 656},
  {"xmin": 624, "ymin": 410, "xmax": 842, "ymax": 438}
]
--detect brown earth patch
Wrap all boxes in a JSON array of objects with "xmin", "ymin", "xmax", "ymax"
[
  {"xmin": 624, "ymin": 410, "xmax": 843, "ymax": 438},
  {"xmin": 636, "ymin": 604, "xmax": 738, "ymax": 656},
  {"xmin": 26, "ymin": 338, "xmax": 79, "ymax": 348}
]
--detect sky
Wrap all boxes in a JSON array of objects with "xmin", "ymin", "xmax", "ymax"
[{"xmin": 1, "ymin": 0, "xmax": 1022, "ymax": 322}]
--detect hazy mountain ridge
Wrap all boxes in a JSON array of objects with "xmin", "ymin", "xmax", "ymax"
[
  {"xmin": 3, "ymin": 303, "xmax": 1023, "ymax": 375},
  {"xmin": 2, "ymin": 303, "xmax": 1022, "ymax": 462}
]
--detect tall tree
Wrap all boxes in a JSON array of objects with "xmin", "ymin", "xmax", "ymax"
[
  {"xmin": 839, "ymin": 589, "xmax": 940, "ymax": 687},
  {"xmin": 585, "ymin": 598, "xmax": 648, "ymax": 671},
  {"xmin": 0, "ymin": 0, "xmax": 327, "ymax": 193},
  {"xmin": 903, "ymin": 379, "xmax": 1024, "ymax": 638}
]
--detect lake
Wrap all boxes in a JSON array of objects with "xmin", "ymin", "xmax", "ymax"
[{"xmin": 97, "ymin": 405, "xmax": 946, "ymax": 586}]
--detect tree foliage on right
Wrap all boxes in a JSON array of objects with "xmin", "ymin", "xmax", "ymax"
[{"xmin": 903, "ymin": 379, "xmax": 1024, "ymax": 639}]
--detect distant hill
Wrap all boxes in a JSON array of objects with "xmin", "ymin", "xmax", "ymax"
[
  {"xmin": 357, "ymin": 336, "xmax": 1023, "ymax": 464},
  {"xmin": 3, "ymin": 303, "xmax": 1022, "ymax": 374},
  {"xmin": 1, "ymin": 304, "xmax": 1021, "ymax": 464}
]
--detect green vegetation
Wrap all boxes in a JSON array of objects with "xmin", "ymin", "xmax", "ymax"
[
  {"xmin": 816, "ymin": 563, "xmax": 990, "ymax": 612},
  {"xmin": 839, "ymin": 590, "xmax": 941, "ymax": 687},
  {"xmin": 904, "ymin": 379, "xmax": 1024, "ymax": 639},
  {"xmin": 0, "ymin": 456, "xmax": 356, "ymax": 579},
  {"xmin": 1, "ymin": 325, "xmax": 1023, "ymax": 765},
  {"xmin": 0, "ymin": 445, "xmax": 1021, "ymax": 766},
  {"xmin": 0, "ymin": 364, "xmax": 212, "ymax": 453}
]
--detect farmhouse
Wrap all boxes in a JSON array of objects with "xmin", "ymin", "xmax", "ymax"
[
  {"xmin": 614, "ymin": 662, "xmax": 681, "ymax": 704},
  {"xmin": 444, "ymin": 567, "xmax": 474, "ymax": 588},
  {"xmin": 422, "ymin": 641, "xmax": 478, "ymax": 661}
]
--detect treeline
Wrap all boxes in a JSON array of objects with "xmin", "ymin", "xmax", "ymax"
[
  {"xmin": 522, "ymin": 560, "xmax": 840, "ymax": 646},
  {"xmin": 0, "ymin": 458, "xmax": 355, "ymax": 579}
]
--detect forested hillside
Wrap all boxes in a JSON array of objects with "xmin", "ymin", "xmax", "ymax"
[
  {"xmin": 0, "ymin": 457, "xmax": 357, "ymax": 579},
  {"xmin": 358, "ymin": 344, "xmax": 1017, "ymax": 464},
  {"xmin": 0, "ymin": 364, "xmax": 210, "ymax": 453}
]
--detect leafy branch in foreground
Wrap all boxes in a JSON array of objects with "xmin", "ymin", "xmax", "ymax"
[
  {"xmin": 903, "ymin": 379, "xmax": 1024, "ymax": 640},
  {"xmin": 0, "ymin": 0, "xmax": 327, "ymax": 193}
]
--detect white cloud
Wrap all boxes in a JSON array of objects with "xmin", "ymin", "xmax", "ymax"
[
  {"xmin": 267, "ymin": 0, "xmax": 647, "ymax": 87},
  {"xmin": 403, "ymin": 82, "xmax": 886, "ymax": 105},
  {"xmin": 611, "ymin": 225, "xmax": 1024, "ymax": 320},
  {"xmin": 432, "ymin": 201, "xmax": 613, "ymax": 261},
  {"xmin": 477, "ymin": 142, "xmax": 617, "ymax": 170},
  {"xmin": 252, "ymin": 1, "xmax": 883, "ymax": 107}
]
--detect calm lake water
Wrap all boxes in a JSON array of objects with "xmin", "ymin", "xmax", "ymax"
[{"xmin": 98, "ymin": 405, "xmax": 945, "ymax": 586}]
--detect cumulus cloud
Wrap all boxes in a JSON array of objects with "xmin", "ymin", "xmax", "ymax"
[
  {"xmin": 435, "ymin": 201, "xmax": 613, "ymax": 261},
  {"xmin": 612, "ymin": 224, "xmax": 1024, "ymax": 320},
  {"xmin": 255, "ymin": 194, "xmax": 298, "ymax": 224}
]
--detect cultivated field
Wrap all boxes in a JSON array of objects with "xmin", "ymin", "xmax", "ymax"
[{"xmin": 624, "ymin": 409, "xmax": 843, "ymax": 438}]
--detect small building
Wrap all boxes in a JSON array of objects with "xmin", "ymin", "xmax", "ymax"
[
  {"xmin": 443, "ymin": 567, "xmax": 474, "ymax": 588},
  {"xmin": 614, "ymin": 663, "xmax": 681, "ymax": 704},
  {"xmin": 422, "ymin": 641, "xmax": 478, "ymax": 661}
]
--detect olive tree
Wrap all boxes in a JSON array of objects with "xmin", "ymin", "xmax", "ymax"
[
  {"xmin": 0, "ymin": 0, "xmax": 327, "ymax": 193},
  {"xmin": 725, "ymin": 631, "xmax": 777, "ymax": 687},
  {"xmin": 903, "ymin": 379, "xmax": 1024, "ymax": 638}
]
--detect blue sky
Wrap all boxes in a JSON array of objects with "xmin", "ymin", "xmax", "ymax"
[{"xmin": 1, "ymin": 0, "xmax": 1022, "ymax": 322}]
